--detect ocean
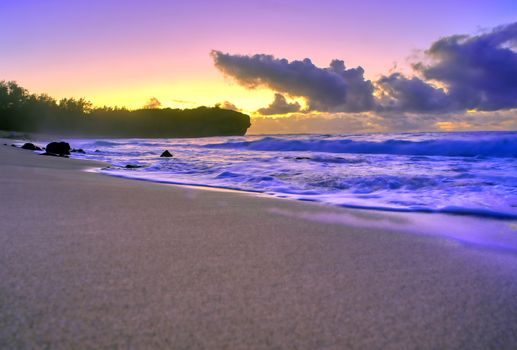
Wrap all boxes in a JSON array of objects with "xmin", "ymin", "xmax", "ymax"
[{"xmin": 67, "ymin": 131, "xmax": 517, "ymax": 220}]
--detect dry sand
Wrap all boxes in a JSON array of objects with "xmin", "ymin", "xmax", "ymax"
[{"xmin": 1, "ymin": 142, "xmax": 517, "ymax": 349}]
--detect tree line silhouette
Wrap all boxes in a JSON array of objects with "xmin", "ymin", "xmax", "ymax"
[{"xmin": 0, "ymin": 81, "xmax": 251, "ymax": 137}]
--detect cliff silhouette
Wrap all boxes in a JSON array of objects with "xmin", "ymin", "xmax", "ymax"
[{"xmin": 0, "ymin": 81, "xmax": 251, "ymax": 137}]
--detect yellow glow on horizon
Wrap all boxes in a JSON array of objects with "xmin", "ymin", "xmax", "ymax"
[
  {"xmin": 435, "ymin": 121, "xmax": 472, "ymax": 131},
  {"xmin": 80, "ymin": 79, "xmax": 278, "ymax": 115}
]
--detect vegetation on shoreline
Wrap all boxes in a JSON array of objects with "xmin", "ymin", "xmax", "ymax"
[{"xmin": 0, "ymin": 81, "xmax": 251, "ymax": 137}]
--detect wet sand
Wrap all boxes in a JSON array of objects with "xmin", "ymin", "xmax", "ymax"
[{"xmin": 1, "ymin": 142, "xmax": 517, "ymax": 349}]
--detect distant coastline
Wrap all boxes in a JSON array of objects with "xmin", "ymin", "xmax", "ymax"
[{"xmin": 0, "ymin": 81, "xmax": 251, "ymax": 138}]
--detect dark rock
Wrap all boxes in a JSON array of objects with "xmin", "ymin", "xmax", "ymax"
[
  {"xmin": 160, "ymin": 150, "xmax": 173, "ymax": 158},
  {"xmin": 295, "ymin": 156, "xmax": 311, "ymax": 160},
  {"xmin": 125, "ymin": 164, "xmax": 142, "ymax": 169},
  {"xmin": 11, "ymin": 144, "xmax": 17, "ymax": 147},
  {"xmin": 95, "ymin": 149, "xmax": 101, "ymax": 153},
  {"xmin": 3, "ymin": 143, "xmax": 7, "ymax": 146},
  {"xmin": 71, "ymin": 148, "xmax": 86, "ymax": 154},
  {"xmin": 21, "ymin": 142, "xmax": 42, "ymax": 151},
  {"xmin": 45, "ymin": 142, "xmax": 71, "ymax": 156}
]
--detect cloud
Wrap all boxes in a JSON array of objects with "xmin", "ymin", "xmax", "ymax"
[
  {"xmin": 380, "ymin": 22, "xmax": 517, "ymax": 112},
  {"xmin": 143, "ymin": 97, "xmax": 162, "ymax": 109},
  {"xmin": 376, "ymin": 73, "xmax": 451, "ymax": 113},
  {"xmin": 249, "ymin": 109, "xmax": 517, "ymax": 135},
  {"xmin": 213, "ymin": 22, "xmax": 517, "ymax": 118},
  {"xmin": 211, "ymin": 50, "xmax": 375, "ymax": 112},
  {"xmin": 257, "ymin": 93, "xmax": 301, "ymax": 115},
  {"xmin": 215, "ymin": 101, "xmax": 241, "ymax": 111},
  {"xmin": 171, "ymin": 98, "xmax": 198, "ymax": 106},
  {"xmin": 249, "ymin": 112, "xmax": 383, "ymax": 134},
  {"xmin": 415, "ymin": 22, "xmax": 517, "ymax": 111}
]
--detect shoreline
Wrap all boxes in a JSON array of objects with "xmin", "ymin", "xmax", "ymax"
[
  {"xmin": 97, "ymin": 166, "xmax": 517, "ymax": 220},
  {"xmin": 1, "ymin": 141, "xmax": 517, "ymax": 348},
  {"xmin": 8, "ymin": 134, "xmax": 517, "ymax": 221},
  {"xmin": 11, "ymin": 137, "xmax": 517, "ymax": 243},
  {"xmin": 95, "ymin": 167, "xmax": 517, "ymax": 221}
]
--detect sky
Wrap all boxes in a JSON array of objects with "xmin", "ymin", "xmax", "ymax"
[{"xmin": 1, "ymin": 0, "xmax": 516, "ymax": 133}]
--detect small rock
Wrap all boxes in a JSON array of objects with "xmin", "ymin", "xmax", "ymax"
[
  {"xmin": 3, "ymin": 143, "xmax": 7, "ymax": 146},
  {"xmin": 45, "ymin": 142, "xmax": 71, "ymax": 156},
  {"xmin": 71, "ymin": 148, "xmax": 86, "ymax": 154},
  {"xmin": 11, "ymin": 144, "xmax": 17, "ymax": 147},
  {"xmin": 95, "ymin": 149, "xmax": 101, "ymax": 153},
  {"xmin": 21, "ymin": 143, "xmax": 42, "ymax": 151},
  {"xmin": 125, "ymin": 164, "xmax": 142, "ymax": 169},
  {"xmin": 160, "ymin": 150, "xmax": 173, "ymax": 158}
]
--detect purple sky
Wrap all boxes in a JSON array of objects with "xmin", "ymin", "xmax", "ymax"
[{"xmin": 1, "ymin": 0, "xmax": 516, "ymax": 132}]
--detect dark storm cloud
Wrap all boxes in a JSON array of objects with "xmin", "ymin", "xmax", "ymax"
[
  {"xmin": 376, "ymin": 73, "xmax": 451, "ymax": 113},
  {"xmin": 213, "ymin": 22, "xmax": 517, "ymax": 116},
  {"xmin": 257, "ymin": 93, "xmax": 301, "ymax": 115},
  {"xmin": 414, "ymin": 22, "xmax": 517, "ymax": 111},
  {"xmin": 211, "ymin": 50, "xmax": 375, "ymax": 112},
  {"xmin": 379, "ymin": 22, "xmax": 517, "ymax": 112}
]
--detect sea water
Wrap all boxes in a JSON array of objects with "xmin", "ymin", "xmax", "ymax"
[{"xmin": 68, "ymin": 131, "xmax": 517, "ymax": 219}]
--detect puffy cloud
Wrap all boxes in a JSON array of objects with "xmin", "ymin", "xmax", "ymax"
[
  {"xmin": 380, "ymin": 22, "xmax": 517, "ymax": 113},
  {"xmin": 213, "ymin": 22, "xmax": 517, "ymax": 118},
  {"xmin": 215, "ymin": 101, "xmax": 241, "ymax": 111},
  {"xmin": 257, "ymin": 93, "xmax": 301, "ymax": 115},
  {"xmin": 328, "ymin": 59, "xmax": 376, "ymax": 112},
  {"xmin": 143, "ymin": 97, "xmax": 162, "ymax": 109},
  {"xmin": 376, "ymin": 73, "xmax": 451, "ymax": 113},
  {"xmin": 415, "ymin": 22, "xmax": 517, "ymax": 111},
  {"xmin": 211, "ymin": 50, "xmax": 375, "ymax": 112}
]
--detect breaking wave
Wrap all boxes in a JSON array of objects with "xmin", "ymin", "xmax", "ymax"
[
  {"xmin": 67, "ymin": 131, "xmax": 517, "ymax": 220},
  {"xmin": 205, "ymin": 134, "xmax": 517, "ymax": 158}
]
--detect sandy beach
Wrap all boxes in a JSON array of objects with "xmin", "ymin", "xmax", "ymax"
[{"xmin": 1, "ymin": 142, "xmax": 517, "ymax": 349}]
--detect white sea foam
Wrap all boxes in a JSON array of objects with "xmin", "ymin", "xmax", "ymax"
[{"xmin": 67, "ymin": 131, "xmax": 517, "ymax": 219}]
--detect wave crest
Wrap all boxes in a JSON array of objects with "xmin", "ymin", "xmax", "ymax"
[{"xmin": 205, "ymin": 135, "xmax": 517, "ymax": 158}]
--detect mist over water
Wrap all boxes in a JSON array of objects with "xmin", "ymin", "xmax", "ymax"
[{"xmin": 68, "ymin": 131, "xmax": 517, "ymax": 219}]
